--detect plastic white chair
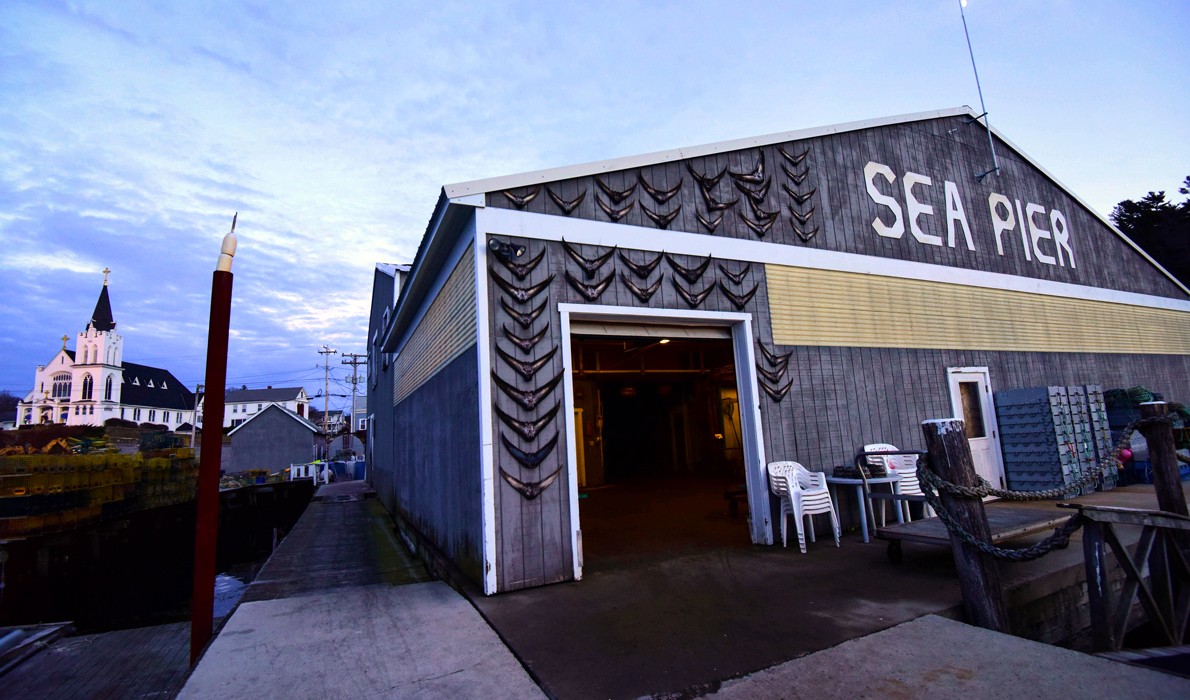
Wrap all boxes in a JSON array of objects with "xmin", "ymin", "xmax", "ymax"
[
  {"xmin": 767, "ymin": 461, "xmax": 841, "ymax": 553},
  {"xmin": 863, "ymin": 443, "xmax": 933, "ymax": 523}
]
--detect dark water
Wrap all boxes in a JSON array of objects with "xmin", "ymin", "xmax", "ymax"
[{"xmin": 0, "ymin": 480, "xmax": 312, "ymax": 632}]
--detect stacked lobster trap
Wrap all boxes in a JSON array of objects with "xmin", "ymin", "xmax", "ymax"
[{"xmin": 993, "ymin": 384, "xmax": 1118, "ymax": 498}]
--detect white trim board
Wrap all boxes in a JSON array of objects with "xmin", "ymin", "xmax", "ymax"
[
  {"xmin": 473, "ymin": 220, "xmax": 499, "ymax": 596},
  {"xmin": 477, "ymin": 207, "xmax": 1190, "ymax": 313}
]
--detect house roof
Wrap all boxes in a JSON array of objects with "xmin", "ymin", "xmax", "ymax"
[
  {"xmin": 121, "ymin": 362, "xmax": 194, "ymax": 410},
  {"xmin": 89, "ymin": 284, "xmax": 116, "ymax": 332},
  {"xmin": 375, "ymin": 263, "xmax": 410, "ymax": 277},
  {"xmin": 379, "ymin": 106, "xmax": 1188, "ymax": 355},
  {"xmin": 224, "ymin": 387, "xmax": 307, "ymax": 403},
  {"xmin": 228, "ymin": 403, "xmax": 320, "ymax": 437}
]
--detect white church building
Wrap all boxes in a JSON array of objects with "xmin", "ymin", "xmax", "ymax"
[{"xmin": 18, "ymin": 270, "xmax": 195, "ymax": 430}]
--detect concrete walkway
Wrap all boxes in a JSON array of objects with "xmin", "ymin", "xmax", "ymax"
[
  {"xmin": 178, "ymin": 481, "xmax": 543, "ymax": 699},
  {"xmin": 711, "ymin": 615, "xmax": 1190, "ymax": 699},
  {"xmin": 179, "ymin": 480, "xmax": 1190, "ymax": 699}
]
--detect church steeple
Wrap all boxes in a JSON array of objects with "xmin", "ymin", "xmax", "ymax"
[{"xmin": 89, "ymin": 268, "xmax": 116, "ymax": 332}]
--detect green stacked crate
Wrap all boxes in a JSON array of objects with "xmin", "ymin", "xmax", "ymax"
[
  {"xmin": 994, "ymin": 386, "xmax": 1080, "ymax": 498},
  {"xmin": 1083, "ymin": 384, "xmax": 1118, "ymax": 490}
]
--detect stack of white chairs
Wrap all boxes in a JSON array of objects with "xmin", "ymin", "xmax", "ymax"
[{"xmin": 766, "ymin": 460, "xmax": 841, "ymax": 553}]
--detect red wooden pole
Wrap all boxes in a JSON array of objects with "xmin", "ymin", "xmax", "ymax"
[{"xmin": 191, "ymin": 221, "xmax": 237, "ymax": 665}]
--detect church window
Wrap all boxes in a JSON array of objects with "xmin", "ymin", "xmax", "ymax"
[
  {"xmin": 89, "ymin": 406, "xmax": 94, "ymax": 415},
  {"xmin": 52, "ymin": 373, "xmax": 72, "ymax": 398},
  {"xmin": 83, "ymin": 347, "xmax": 89, "ymax": 363},
  {"xmin": 163, "ymin": 411, "xmax": 170, "ymax": 423},
  {"xmin": 161, "ymin": 380, "xmax": 168, "ymax": 389},
  {"xmin": 105, "ymin": 376, "xmax": 113, "ymax": 401},
  {"xmin": 148, "ymin": 410, "xmax": 156, "ymax": 422},
  {"xmin": 257, "ymin": 403, "xmax": 263, "ymax": 411},
  {"xmin": 133, "ymin": 408, "xmax": 142, "ymax": 421},
  {"xmin": 147, "ymin": 379, "xmax": 155, "ymax": 388},
  {"xmin": 132, "ymin": 377, "xmax": 139, "ymax": 385},
  {"xmin": 120, "ymin": 408, "xmax": 125, "ymax": 419},
  {"xmin": 81, "ymin": 374, "xmax": 94, "ymax": 400}
]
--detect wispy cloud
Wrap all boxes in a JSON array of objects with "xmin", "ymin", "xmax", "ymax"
[{"xmin": 1, "ymin": 0, "xmax": 1187, "ymax": 405}]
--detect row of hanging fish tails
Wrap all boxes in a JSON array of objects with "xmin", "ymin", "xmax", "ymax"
[
  {"xmin": 492, "ymin": 143, "xmax": 822, "ymax": 247},
  {"xmin": 488, "ymin": 237, "xmax": 572, "ymax": 588}
]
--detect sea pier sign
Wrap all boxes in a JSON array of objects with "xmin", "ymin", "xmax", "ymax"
[{"xmin": 864, "ymin": 160, "xmax": 1075, "ymax": 269}]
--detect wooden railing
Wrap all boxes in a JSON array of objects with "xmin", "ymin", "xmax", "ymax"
[{"xmin": 1062, "ymin": 503, "xmax": 1190, "ymax": 651}]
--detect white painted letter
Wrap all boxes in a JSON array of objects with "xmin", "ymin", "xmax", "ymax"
[
  {"xmin": 864, "ymin": 161, "xmax": 904, "ymax": 238},
  {"xmin": 988, "ymin": 193, "xmax": 1015, "ymax": 256},
  {"xmin": 1025, "ymin": 203, "xmax": 1056, "ymax": 265},
  {"xmin": 1013, "ymin": 200, "xmax": 1032, "ymax": 261},
  {"xmin": 1050, "ymin": 209, "xmax": 1075, "ymax": 268},
  {"xmin": 903, "ymin": 172, "xmax": 941, "ymax": 246},
  {"xmin": 944, "ymin": 180, "xmax": 975, "ymax": 250}
]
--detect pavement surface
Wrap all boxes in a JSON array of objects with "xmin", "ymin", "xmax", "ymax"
[
  {"xmin": 178, "ymin": 479, "xmax": 1190, "ymax": 699},
  {"xmin": 709, "ymin": 614, "xmax": 1190, "ymax": 699},
  {"xmin": 178, "ymin": 480, "xmax": 544, "ymax": 699}
]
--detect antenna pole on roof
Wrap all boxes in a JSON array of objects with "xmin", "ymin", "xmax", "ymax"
[{"xmin": 959, "ymin": 0, "xmax": 1000, "ymax": 182}]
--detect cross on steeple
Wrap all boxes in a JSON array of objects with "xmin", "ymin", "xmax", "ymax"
[
  {"xmin": 103, "ymin": 267, "xmax": 111, "ymax": 286},
  {"xmin": 61, "ymin": 334, "xmax": 69, "ymax": 349}
]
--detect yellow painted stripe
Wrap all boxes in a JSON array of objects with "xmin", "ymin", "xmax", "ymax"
[
  {"xmin": 766, "ymin": 264, "xmax": 1190, "ymax": 355},
  {"xmin": 394, "ymin": 246, "xmax": 478, "ymax": 404}
]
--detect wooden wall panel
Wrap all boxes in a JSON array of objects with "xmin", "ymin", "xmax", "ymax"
[
  {"xmin": 393, "ymin": 245, "xmax": 477, "ymax": 404},
  {"xmin": 767, "ymin": 265, "xmax": 1190, "ymax": 355},
  {"xmin": 388, "ymin": 347, "xmax": 483, "ymax": 582},
  {"xmin": 486, "ymin": 114, "xmax": 1186, "ymax": 299}
]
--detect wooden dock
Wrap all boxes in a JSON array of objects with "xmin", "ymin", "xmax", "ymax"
[
  {"xmin": 1, "ymin": 621, "xmax": 190, "ymax": 699},
  {"xmin": 877, "ymin": 504, "xmax": 1073, "ymax": 562}
]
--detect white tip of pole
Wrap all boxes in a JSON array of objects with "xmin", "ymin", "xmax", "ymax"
[{"xmin": 216, "ymin": 213, "xmax": 238, "ymax": 272}]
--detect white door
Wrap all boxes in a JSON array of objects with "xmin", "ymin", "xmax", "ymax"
[{"xmin": 947, "ymin": 367, "xmax": 1006, "ymax": 490}]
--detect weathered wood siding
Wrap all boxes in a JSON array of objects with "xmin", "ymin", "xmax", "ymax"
[
  {"xmin": 389, "ymin": 346, "xmax": 483, "ymax": 581},
  {"xmin": 758, "ymin": 347, "xmax": 1190, "ymax": 470},
  {"xmin": 393, "ymin": 246, "xmax": 476, "ymax": 404},
  {"xmin": 224, "ymin": 408, "xmax": 315, "ymax": 474},
  {"xmin": 367, "ymin": 268, "xmax": 398, "ymax": 527},
  {"xmin": 471, "ymin": 111, "xmax": 1189, "ymax": 591},
  {"xmin": 486, "ymin": 238, "xmax": 771, "ymax": 590},
  {"xmin": 486, "ymin": 114, "xmax": 1185, "ymax": 299},
  {"xmin": 766, "ymin": 265, "xmax": 1190, "ymax": 354}
]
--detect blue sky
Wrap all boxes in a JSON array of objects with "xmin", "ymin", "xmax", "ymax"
[{"xmin": 2, "ymin": 1, "xmax": 1187, "ymax": 413}]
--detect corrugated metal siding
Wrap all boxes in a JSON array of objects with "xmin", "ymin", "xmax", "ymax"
[
  {"xmin": 767, "ymin": 264, "xmax": 1190, "ymax": 355},
  {"xmin": 393, "ymin": 246, "xmax": 477, "ymax": 404}
]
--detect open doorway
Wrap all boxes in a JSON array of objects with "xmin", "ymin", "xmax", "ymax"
[{"xmin": 570, "ymin": 333, "xmax": 751, "ymax": 570}]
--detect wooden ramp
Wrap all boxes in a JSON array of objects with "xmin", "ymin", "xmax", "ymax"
[
  {"xmin": 877, "ymin": 503, "xmax": 1072, "ymax": 563},
  {"xmin": 0, "ymin": 621, "xmax": 190, "ymax": 699}
]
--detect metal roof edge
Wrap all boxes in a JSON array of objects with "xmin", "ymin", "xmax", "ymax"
[
  {"xmin": 381, "ymin": 191, "xmax": 480, "ymax": 353},
  {"xmin": 443, "ymin": 106, "xmax": 976, "ymax": 198}
]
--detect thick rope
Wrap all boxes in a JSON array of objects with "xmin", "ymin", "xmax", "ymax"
[{"xmin": 915, "ymin": 415, "xmax": 1173, "ymax": 562}]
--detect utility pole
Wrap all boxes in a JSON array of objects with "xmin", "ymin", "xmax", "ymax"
[
  {"xmin": 318, "ymin": 345, "xmax": 337, "ymax": 459},
  {"xmin": 341, "ymin": 352, "xmax": 366, "ymax": 443},
  {"xmin": 190, "ymin": 383, "xmax": 203, "ymax": 450}
]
